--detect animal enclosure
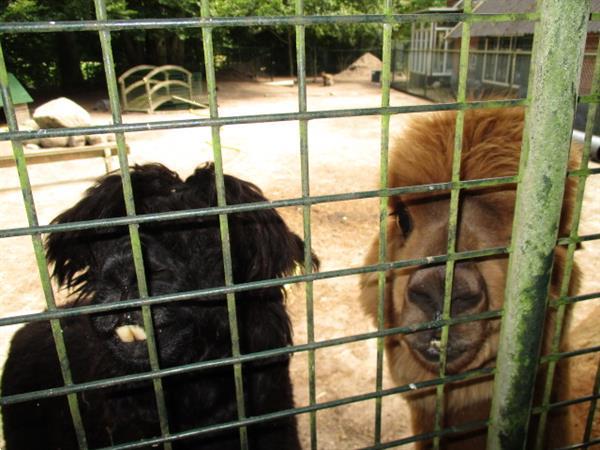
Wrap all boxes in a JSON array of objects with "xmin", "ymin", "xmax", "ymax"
[{"xmin": 1, "ymin": 0, "xmax": 600, "ymax": 449}]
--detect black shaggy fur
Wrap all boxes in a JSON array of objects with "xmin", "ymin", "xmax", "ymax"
[{"xmin": 1, "ymin": 163, "xmax": 314, "ymax": 450}]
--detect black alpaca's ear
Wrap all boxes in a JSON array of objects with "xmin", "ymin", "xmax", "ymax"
[
  {"xmin": 224, "ymin": 173, "xmax": 319, "ymax": 282},
  {"xmin": 184, "ymin": 163, "xmax": 319, "ymax": 283},
  {"xmin": 46, "ymin": 171, "xmax": 128, "ymax": 291},
  {"xmin": 231, "ymin": 208, "xmax": 313, "ymax": 283},
  {"xmin": 46, "ymin": 164, "xmax": 183, "ymax": 291}
]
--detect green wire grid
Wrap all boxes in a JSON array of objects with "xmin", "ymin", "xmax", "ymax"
[
  {"xmin": 578, "ymin": 41, "xmax": 600, "ymax": 450},
  {"xmin": 0, "ymin": 13, "xmax": 542, "ymax": 34},
  {"xmin": 0, "ymin": 98, "xmax": 532, "ymax": 143},
  {"xmin": 431, "ymin": 1, "xmax": 472, "ymax": 447},
  {"xmin": 489, "ymin": 0, "xmax": 592, "ymax": 448},
  {"xmin": 0, "ymin": 1, "xmax": 599, "ymax": 449},
  {"xmin": 0, "ymin": 41, "xmax": 89, "ymax": 450},
  {"xmin": 92, "ymin": 1, "xmax": 174, "ymax": 448},
  {"xmin": 200, "ymin": 1, "xmax": 248, "ymax": 447},
  {"xmin": 373, "ymin": 0, "xmax": 393, "ymax": 444},
  {"xmin": 292, "ymin": 1, "xmax": 319, "ymax": 448},
  {"xmin": 535, "ymin": 23, "xmax": 600, "ymax": 450}
]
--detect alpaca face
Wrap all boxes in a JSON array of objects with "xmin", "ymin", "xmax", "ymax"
[
  {"xmin": 359, "ymin": 108, "xmax": 579, "ymax": 447},
  {"xmin": 385, "ymin": 190, "xmax": 514, "ymax": 375},
  {"xmin": 42, "ymin": 162, "xmax": 309, "ymax": 372},
  {"xmin": 3, "ymin": 164, "xmax": 308, "ymax": 450},
  {"xmin": 87, "ymin": 235, "xmax": 221, "ymax": 369}
]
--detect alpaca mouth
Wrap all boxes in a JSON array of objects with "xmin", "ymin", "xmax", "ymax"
[
  {"xmin": 115, "ymin": 325, "xmax": 147, "ymax": 343},
  {"xmin": 421, "ymin": 338, "xmax": 442, "ymax": 361},
  {"xmin": 430, "ymin": 338, "xmax": 441, "ymax": 351}
]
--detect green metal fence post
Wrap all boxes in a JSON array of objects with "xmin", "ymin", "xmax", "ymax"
[
  {"xmin": 374, "ymin": 0, "xmax": 393, "ymax": 444},
  {"xmin": 92, "ymin": 1, "xmax": 174, "ymax": 448},
  {"xmin": 200, "ymin": 1, "xmax": 249, "ymax": 449},
  {"xmin": 535, "ymin": 30, "xmax": 600, "ymax": 450},
  {"xmin": 432, "ymin": 1, "xmax": 472, "ymax": 448},
  {"xmin": 0, "ymin": 40, "xmax": 89, "ymax": 450},
  {"xmin": 293, "ymin": 1, "xmax": 318, "ymax": 449},
  {"xmin": 487, "ymin": 1, "xmax": 591, "ymax": 449}
]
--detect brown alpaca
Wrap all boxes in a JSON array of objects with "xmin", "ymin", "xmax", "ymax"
[{"xmin": 359, "ymin": 108, "xmax": 580, "ymax": 449}]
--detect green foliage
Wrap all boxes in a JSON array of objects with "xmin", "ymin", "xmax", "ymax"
[
  {"xmin": 397, "ymin": 0, "xmax": 448, "ymax": 12},
  {"xmin": 1, "ymin": 0, "xmax": 42, "ymax": 21},
  {"xmin": 0, "ymin": 0, "xmax": 449, "ymax": 91},
  {"xmin": 80, "ymin": 61, "xmax": 103, "ymax": 81},
  {"xmin": 105, "ymin": 0, "xmax": 137, "ymax": 19}
]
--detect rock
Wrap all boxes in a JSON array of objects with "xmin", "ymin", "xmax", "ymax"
[
  {"xmin": 93, "ymin": 99, "xmax": 110, "ymax": 111},
  {"xmin": 39, "ymin": 136, "xmax": 69, "ymax": 148},
  {"xmin": 86, "ymin": 134, "xmax": 108, "ymax": 145},
  {"xmin": 68, "ymin": 135, "xmax": 86, "ymax": 147},
  {"xmin": 21, "ymin": 119, "xmax": 39, "ymax": 130},
  {"xmin": 33, "ymin": 97, "xmax": 92, "ymax": 129},
  {"xmin": 21, "ymin": 119, "xmax": 40, "ymax": 146},
  {"xmin": 33, "ymin": 98, "xmax": 92, "ymax": 148}
]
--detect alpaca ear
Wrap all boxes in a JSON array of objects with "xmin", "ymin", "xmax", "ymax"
[
  {"xmin": 45, "ymin": 171, "xmax": 128, "ymax": 290},
  {"xmin": 230, "ymin": 208, "xmax": 315, "ymax": 283},
  {"xmin": 184, "ymin": 164, "xmax": 318, "ymax": 283},
  {"xmin": 225, "ymin": 181, "xmax": 318, "ymax": 283},
  {"xmin": 46, "ymin": 164, "xmax": 183, "ymax": 290}
]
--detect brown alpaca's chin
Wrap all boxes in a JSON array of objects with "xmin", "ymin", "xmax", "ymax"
[{"xmin": 406, "ymin": 340, "xmax": 481, "ymax": 376}]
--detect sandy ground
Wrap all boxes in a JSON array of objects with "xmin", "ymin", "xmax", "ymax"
[{"xmin": 0, "ymin": 80, "xmax": 599, "ymax": 449}]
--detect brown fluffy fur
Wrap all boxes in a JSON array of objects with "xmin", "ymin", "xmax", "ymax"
[{"xmin": 359, "ymin": 107, "xmax": 580, "ymax": 449}]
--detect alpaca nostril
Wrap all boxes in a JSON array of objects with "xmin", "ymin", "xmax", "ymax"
[
  {"xmin": 451, "ymin": 292, "xmax": 483, "ymax": 314},
  {"xmin": 407, "ymin": 263, "xmax": 486, "ymax": 317},
  {"xmin": 406, "ymin": 289, "xmax": 438, "ymax": 311},
  {"xmin": 450, "ymin": 263, "xmax": 486, "ymax": 315},
  {"xmin": 406, "ymin": 265, "xmax": 446, "ymax": 313}
]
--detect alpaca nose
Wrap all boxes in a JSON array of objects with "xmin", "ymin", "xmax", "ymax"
[{"xmin": 406, "ymin": 262, "xmax": 485, "ymax": 317}]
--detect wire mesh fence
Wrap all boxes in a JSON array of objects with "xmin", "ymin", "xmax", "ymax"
[
  {"xmin": 393, "ymin": 43, "xmax": 599, "ymax": 103},
  {"xmin": 0, "ymin": 0, "xmax": 599, "ymax": 449}
]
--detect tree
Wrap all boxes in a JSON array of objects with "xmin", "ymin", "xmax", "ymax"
[
  {"xmin": 0, "ymin": 0, "xmax": 448, "ymax": 92},
  {"xmin": 0, "ymin": 0, "xmax": 130, "ymax": 91}
]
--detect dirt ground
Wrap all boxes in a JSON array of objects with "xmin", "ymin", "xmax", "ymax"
[{"xmin": 1, "ymin": 80, "xmax": 599, "ymax": 449}]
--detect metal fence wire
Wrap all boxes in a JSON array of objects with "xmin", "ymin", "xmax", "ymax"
[{"xmin": 0, "ymin": 0, "xmax": 599, "ymax": 449}]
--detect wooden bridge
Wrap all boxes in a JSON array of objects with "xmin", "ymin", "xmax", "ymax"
[{"xmin": 118, "ymin": 65, "xmax": 207, "ymax": 113}]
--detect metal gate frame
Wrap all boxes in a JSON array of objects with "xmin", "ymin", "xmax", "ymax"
[{"xmin": 1, "ymin": 0, "xmax": 599, "ymax": 449}]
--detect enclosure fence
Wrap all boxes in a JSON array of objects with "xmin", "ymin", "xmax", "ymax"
[{"xmin": 1, "ymin": 0, "xmax": 600, "ymax": 449}]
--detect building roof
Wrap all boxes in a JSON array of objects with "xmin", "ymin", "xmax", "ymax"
[
  {"xmin": 447, "ymin": 0, "xmax": 600, "ymax": 38},
  {"xmin": 0, "ymin": 73, "xmax": 33, "ymax": 107}
]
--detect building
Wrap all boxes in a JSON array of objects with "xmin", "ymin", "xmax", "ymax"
[{"xmin": 394, "ymin": 0, "xmax": 600, "ymax": 104}]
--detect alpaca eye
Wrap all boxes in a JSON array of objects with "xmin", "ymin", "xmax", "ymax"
[{"xmin": 391, "ymin": 205, "xmax": 412, "ymax": 236}]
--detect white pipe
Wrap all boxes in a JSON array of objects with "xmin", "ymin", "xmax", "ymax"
[{"xmin": 572, "ymin": 129, "xmax": 600, "ymax": 162}]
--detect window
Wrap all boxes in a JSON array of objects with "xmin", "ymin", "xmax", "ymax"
[
  {"xmin": 409, "ymin": 23, "xmax": 452, "ymax": 76},
  {"xmin": 482, "ymin": 36, "xmax": 523, "ymax": 87}
]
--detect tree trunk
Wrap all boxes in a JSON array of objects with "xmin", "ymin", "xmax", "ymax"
[
  {"xmin": 168, "ymin": 34, "xmax": 185, "ymax": 66},
  {"xmin": 56, "ymin": 34, "xmax": 84, "ymax": 92},
  {"xmin": 121, "ymin": 34, "xmax": 144, "ymax": 67},
  {"xmin": 287, "ymin": 29, "xmax": 294, "ymax": 79},
  {"xmin": 146, "ymin": 31, "xmax": 167, "ymax": 65}
]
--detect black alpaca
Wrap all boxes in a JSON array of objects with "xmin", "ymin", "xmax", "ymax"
[{"xmin": 2, "ymin": 163, "xmax": 313, "ymax": 450}]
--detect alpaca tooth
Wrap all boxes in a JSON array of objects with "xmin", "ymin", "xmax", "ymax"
[
  {"xmin": 430, "ymin": 339, "xmax": 441, "ymax": 350},
  {"xmin": 115, "ymin": 325, "xmax": 147, "ymax": 342},
  {"xmin": 115, "ymin": 325, "xmax": 135, "ymax": 343},
  {"xmin": 130, "ymin": 325, "xmax": 147, "ymax": 341}
]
